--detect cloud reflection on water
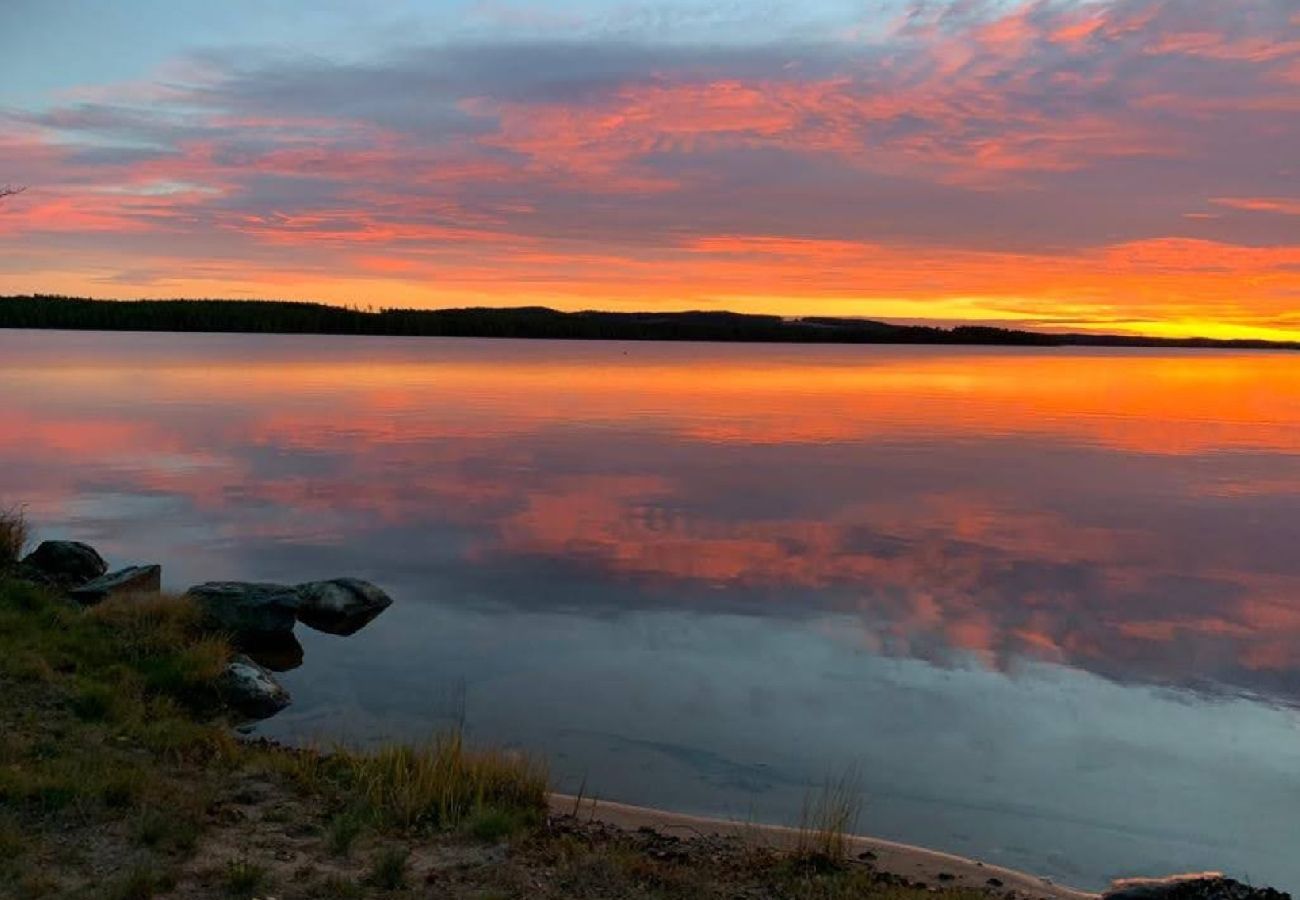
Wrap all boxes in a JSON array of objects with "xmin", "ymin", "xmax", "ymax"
[{"xmin": 3, "ymin": 334, "xmax": 1299, "ymax": 711}]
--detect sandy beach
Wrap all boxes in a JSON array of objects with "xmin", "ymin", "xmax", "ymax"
[{"xmin": 551, "ymin": 793, "xmax": 1097, "ymax": 900}]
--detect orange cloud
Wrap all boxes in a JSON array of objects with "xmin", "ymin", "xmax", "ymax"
[
  {"xmin": 1211, "ymin": 197, "xmax": 1300, "ymax": 216},
  {"xmin": 3, "ymin": 0, "xmax": 1299, "ymax": 337}
]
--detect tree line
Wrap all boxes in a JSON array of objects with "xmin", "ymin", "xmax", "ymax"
[{"xmin": 1, "ymin": 295, "xmax": 1297, "ymax": 350}]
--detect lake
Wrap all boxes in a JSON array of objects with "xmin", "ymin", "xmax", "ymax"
[{"xmin": 3, "ymin": 330, "xmax": 1299, "ymax": 890}]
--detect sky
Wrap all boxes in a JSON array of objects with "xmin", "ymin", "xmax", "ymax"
[{"xmin": 1, "ymin": 0, "xmax": 1299, "ymax": 338}]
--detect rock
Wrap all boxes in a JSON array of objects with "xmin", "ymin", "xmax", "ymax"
[
  {"xmin": 10, "ymin": 561, "xmax": 57, "ymax": 588},
  {"xmin": 21, "ymin": 540, "xmax": 107, "ymax": 587},
  {"xmin": 218, "ymin": 654, "xmax": 291, "ymax": 719},
  {"xmin": 68, "ymin": 564, "xmax": 161, "ymax": 605},
  {"xmin": 185, "ymin": 581, "xmax": 302, "ymax": 640},
  {"xmin": 295, "ymin": 577, "xmax": 393, "ymax": 635},
  {"xmin": 1105, "ymin": 877, "xmax": 1290, "ymax": 900},
  {"xmin": 244, "ymin": 633, "xmax": 304, "ymax": 673}
]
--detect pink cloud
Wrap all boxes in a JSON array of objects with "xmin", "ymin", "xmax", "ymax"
[{"xmin": 1212, "ymin": 197, "xmax": 1300, "ymax": 216}]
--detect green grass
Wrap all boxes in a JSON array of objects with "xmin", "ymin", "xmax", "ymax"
[
  {"xmin": 319, "ymin": 875, "xmax": 365, "ymax": 898},
  {"xmin": 0, "ymin": 811, "xmax": 29, "ymax": 870},
  {"xmin": 466, "ymin": 804, "xmax": 540, "ymax": 842},
  {"xmin": 0, "ymin": 579, "xmax": 239, "ymax": 827},
  {"xmin": 0, "ymin": 580, "xmax": 232, "ymax": 718},
  {"xmin": 133, "ymin": 802, "xmax": 203, "ymax": 854},
  {"xmin": 365, "ymin": 846, "xmax": 410, "ymax": 890},
  {"xmin": 0, "ymin": 555, "xmax": 560, "ymax": 895},
  {"xmin": 327, "ymin": 808, "xmax": 368, "ymax": 857},
  {"xmin": 106, "ymin": 866, "xmax": 174, "ymax": 900},
  {"xmin": 223, "ymin": 858, "xmax": 269, "ymax": 898}
]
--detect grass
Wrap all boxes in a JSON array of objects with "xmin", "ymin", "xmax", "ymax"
[
  {"xmin": 223, "ymin": 858, "xmax": 269, "ymax": 898},
  {"xmin": 365, "ymin": 846, "xmax": 410, "ymax": 890},
  {"xmin": 466, "ymin": 804, "xmax": 538, "ymax": 842},
  {"xmin": 340, "ymin": 733, "xmax": 549, "ymax": 832},
  {"xmin": 794, "ymin": 766, "xmax": 864, "ymax": 864},
  {"xmin": 133, "ymin": 802, "xmax": 203, "ymax": 854},
  {"xmin": 320, "ymin": 875, "xmax": 365, "ymax": 898},
  {"xmin": 0, "ymin": 505, "xmax": 28, "ymax": 567},
  {"xmin": 106, "ymin": 866, "xmax": 174, "ymax": 900},
  {"xmin": 0, "ymin": 559, "xmax": 552, "ymax": 897},
  {"xmin": 0, "ymin": 580, "xmax": 233, "ymax": 721},
  {"xmin": 327, "ymin": 808, "xmax": 367, "ymax": 856}
]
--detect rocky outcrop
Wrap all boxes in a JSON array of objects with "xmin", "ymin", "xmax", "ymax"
[
  {"xmin": 218, "ymin": 654, "xmax": 291, "ymax": 719},
  {"xmin": 185, "ymin": 581, "xmax": 302, "ymax": 640},
  {"xmin": 1106, "ymin": 877, "xmax": 1290, "ymax": 900},
  {"xmin": 295, "ymin": 578, "xmax": 393, "ymax": 635},
  {"xmin": 68, "ymin": 564, "xmax": 162, "ymax": 605},
  {"xmin": 21, "ymin": 540, "xmax": 107, "ymax": 587}
]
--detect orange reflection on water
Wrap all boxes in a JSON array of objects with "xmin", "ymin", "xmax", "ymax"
[
  {"xmin": 2, "ymin": 337, "xmax": 1299, "ymax": 703},
  {"xmin": 9, "ymin": 346, "xmax": 1297, "ymax": 455}
]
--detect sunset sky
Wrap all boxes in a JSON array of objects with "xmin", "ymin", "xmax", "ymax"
[{"xmin": 2, "ymin": 0, "xmax": 1299, "ymax": 339}]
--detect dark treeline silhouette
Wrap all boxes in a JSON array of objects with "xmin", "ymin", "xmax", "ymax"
[{"xmin": 2, "ymin": 295, "xmax": 1297, "ymax": 350}]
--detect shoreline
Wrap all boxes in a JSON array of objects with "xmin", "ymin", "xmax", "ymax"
[
  {"xmin": 0, "ymin": 529, "xmax": 1282, "ymax": 899},
  {"xmin": 550, "ymin": 793, "xmax": 1096, "ymax": 900}
]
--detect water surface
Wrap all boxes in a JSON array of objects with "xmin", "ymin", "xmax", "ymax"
[{"xmin": 3, "ymin": 330, "xmax": 1299, "ymax": 890}]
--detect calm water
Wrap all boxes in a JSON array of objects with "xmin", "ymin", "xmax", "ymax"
[{"xmin": 3, "ymin": 330, "xmax": 1300, "ymax": 890}]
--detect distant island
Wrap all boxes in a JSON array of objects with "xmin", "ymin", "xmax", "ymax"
[{"xmin": 2, "ymin": 294, "xmax": 1297, "ymax": 350}]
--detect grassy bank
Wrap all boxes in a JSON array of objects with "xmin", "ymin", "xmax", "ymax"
[{"xmin": 0, "ymin": 515, "xmax": 992, "ymax": 898}]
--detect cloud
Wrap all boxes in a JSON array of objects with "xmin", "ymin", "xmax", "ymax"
[
  {"xmin": 1, "ymin": 0, "xmax": 1298, "ymax": 335},
  {"xmin": 1212, "ymin": 196, "xmax": 1300, "ymax": 216}
]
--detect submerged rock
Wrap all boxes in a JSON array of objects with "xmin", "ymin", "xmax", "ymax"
[
  {"xmin": 218, "ymin": 654, "xmax": 291, "ymax": 719},
  {"xmin": 295, "ymin": 577, "xmax": 393, "ymax": 635},
  {"xmin": 69, "ymin": 564, "xmax": 162, "ymax": 605},
  {"xmin": 21, "ymin": 540, "xmax": 107, "ymax": 587},
  {"xmin": 1106, "ymin": 877, "xmax": 1290, "ymax": 900},
  {"xmin": 185, "ymin": 581, "xmax": 302, "ymax": 639}
]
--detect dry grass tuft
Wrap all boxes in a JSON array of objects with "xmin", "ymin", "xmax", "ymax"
[
  {"xmin": 795, "ymin": 766, "xmax": 864, "ymax": 863},
  {"xmin": 89, "ymin": 593, "xmax": 212, "ymax": 657},
  {"xmin": 343, "ymin": 731, "xmax": 549, "ymax": 832},
  {"xmin": 0, "ymin": 505, "xmax": 28, "ymax": 567}
]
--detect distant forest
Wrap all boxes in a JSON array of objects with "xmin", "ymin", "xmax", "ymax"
[{"xmin": 2, "ymin": 295, "xmax": 1296, "ymax": 350}]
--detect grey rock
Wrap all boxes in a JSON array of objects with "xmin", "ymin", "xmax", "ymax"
[
  {"xmin": 185, "ymin": 581, "xmax": 302, "ymax": 639},
  {"xmin": 218, "ymin": 654, "xmax": 291, "ymax": 719},
  {"xmin": 1105, "ymin": 877, "xmax": 1290, "ymax": 900},
  {"xmin": 295, "ymin": 578, "xmax": 393, "ymax": 635},
  {"xmin": 69, "ymin": 564, "xmax": 162, "ymax": 605},
  {"xmin": 21, "ymin": 540, "xmax": 107, "ymax": 587}
]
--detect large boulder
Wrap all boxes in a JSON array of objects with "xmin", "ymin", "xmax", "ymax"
[
  {"xmin": 218, "ymin": 654, "xmax": 291, "ymax": 720},
  {"xmin": 295, "ymin": 578, "xmax": 393, "ymax": 635},
  {"xmin": 21, "ymin": 540, "xmax": 107, "ymax": 587},
  {"xmin": 185, "ymin": 582, "xmax": 302, "ymax": 641},
  {"xmin": 1106, "ymin": 877, "xmax": 1290, "ymax": 900},
  {"xmin": 69, "ymin": 564, "xmax": 162, "ymax": 606}
]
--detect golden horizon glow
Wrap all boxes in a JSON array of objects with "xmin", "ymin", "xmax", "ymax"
[{"xmin": 2, "ymin": 0, "xmax": 1299, "ymax": 338}]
